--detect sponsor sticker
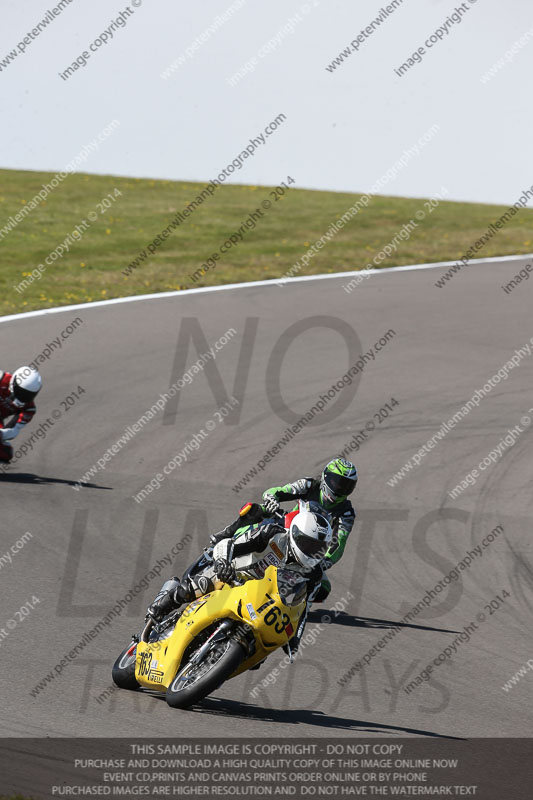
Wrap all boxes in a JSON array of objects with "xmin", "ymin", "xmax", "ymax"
[{"xmin": 270, "ymin": 542, "xmax": 283, "ymax": 560}]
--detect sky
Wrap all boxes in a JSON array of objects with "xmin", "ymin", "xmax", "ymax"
[{"xmin": 1, "ymin": 0, "xmax": 533, "ymax": 206}]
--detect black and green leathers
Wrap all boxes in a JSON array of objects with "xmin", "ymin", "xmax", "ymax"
[
  {"xmin": 215, "ymin": 475, "xmax": 356, "ymax": 603},
  {"xmin": 262, "ymin": 477, "xmax": 356, "ymax": 568}
]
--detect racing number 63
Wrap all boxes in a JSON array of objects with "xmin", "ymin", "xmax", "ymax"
[{"xmin": 264, "ymin": 606, "xmax": 290, "ymax": 634}]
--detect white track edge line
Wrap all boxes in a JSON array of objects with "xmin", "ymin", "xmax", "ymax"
[{"xmin": 1, "ymin": 252, "xmax": 531, "ymax": 324}]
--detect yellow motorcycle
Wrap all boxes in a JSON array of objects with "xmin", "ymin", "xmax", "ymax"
[{"xmin": 112, "ymin": 555, "xmax": 307, "ymax": 709}]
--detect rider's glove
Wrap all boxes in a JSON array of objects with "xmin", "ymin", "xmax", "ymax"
[
  {"xmin": 212, "ymin": 538, "xmax": 235, "ymax": 583},
  {"xmin": 214, "ymin": 558, "xmax": 235, "ymax": 584},
  {"xmin": 262, "ymin": 493, "xmax": 281, "ymax": 515}
]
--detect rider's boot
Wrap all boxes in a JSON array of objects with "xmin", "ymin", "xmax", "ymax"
[
  {"xmin": 210, "ymin": 503, "xmax": 265, "ymax": 544},
  {"xmin": 312, "ymin": 576, "xmax": 332, "ymax": 604},
  {"xmin": 210, "ymin": 525, "xmax": 235, "ymax": 545},
  {"xmin": 147, "ymin": 577, "xmax": 195, "ymax": 622}
]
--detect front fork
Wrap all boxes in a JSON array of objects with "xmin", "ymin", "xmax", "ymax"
[{"xmin": 191, "ymin": 619, "xmax": 255, "ymax": 665}]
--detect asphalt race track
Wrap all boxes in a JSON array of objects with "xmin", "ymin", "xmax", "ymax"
[{"xmin": 1, "ymin": 256, "xmax": 532, "ymax": 741}]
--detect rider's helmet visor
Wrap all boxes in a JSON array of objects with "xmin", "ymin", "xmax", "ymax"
[
  {"xmin": 13, "ymin": 381, "xmax": 38, "ymax": 404},
  {"xmin": 292, "ymin": 521, "xmax": 329, "ymax": 558},
  {"xmin": 324, "ymin": 472, "xmax": 356, "ymax": 497}
]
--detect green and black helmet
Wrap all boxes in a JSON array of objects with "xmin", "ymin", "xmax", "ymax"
[{"xmin": 320, "ymin": 457, "xmax": 358, "ymax": 504}]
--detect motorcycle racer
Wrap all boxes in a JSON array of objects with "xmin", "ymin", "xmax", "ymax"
[
  {"xmin": 261, "ymin": 457, "xmax": 357, "ymax": 601},
  {"xmin": 217, "ymin": 458, "xmax": 357, "ymax": 602},
  {"xmin": 147, "ymin": 507, "xmax": 332, "ymax": 651},
  {"xmin": 0, "ymin": 367, "xmax": 42, "ymax": 463}
]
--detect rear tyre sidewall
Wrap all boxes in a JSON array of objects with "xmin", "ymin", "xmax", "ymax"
[
  {"xmin": 166, "ymin": 638, "xmax": 244, "ymax": 709},
  {"xmin": 112, "ymin": 643, "xmax": 140, "ymax": 690}
]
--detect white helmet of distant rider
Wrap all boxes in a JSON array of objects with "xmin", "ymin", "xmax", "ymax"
[{"xmin": 9, "ymin": 367, "xmax": 42, "ymax": 407}]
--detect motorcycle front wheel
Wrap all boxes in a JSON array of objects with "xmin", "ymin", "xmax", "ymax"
[
  {"xmin": 111, "ymin": 643, "xmax": 139, "ymax": 690},
  {"xmin": 166, "ymin": 637, "xmax": 244, "ymax": 709}
]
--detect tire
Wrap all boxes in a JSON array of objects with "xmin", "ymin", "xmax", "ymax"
[
  {"xmin": 166, "ymin": 637, "xmax": 244, "ymax": 709},
  {"xmin": 0, "ymin": 442, "xmax": 13, "ymax": 463},
  {"xmin": 112, "ymin": 643, "xmax": 140, "ymax": 690}
]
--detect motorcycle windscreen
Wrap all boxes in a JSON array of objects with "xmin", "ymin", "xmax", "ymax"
[{"xmin": 276, "ymin": 568, "xmax": 307, "ymax": 606}]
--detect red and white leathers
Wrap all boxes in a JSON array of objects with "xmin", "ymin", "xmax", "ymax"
[{"xmin": 0, "ymin": 371, "xmax": 36, "ymax": 459}]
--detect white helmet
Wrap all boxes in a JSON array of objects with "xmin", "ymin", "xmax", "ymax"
[
  {"xmin": 9, "ymin": 366, "xmax": 42, "ymax": 407},
  {"xmin": 288, "ymin": 510, "xmax": 332, "ymax": 569}
]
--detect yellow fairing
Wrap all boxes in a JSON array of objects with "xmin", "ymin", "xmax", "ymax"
[{"xmin": 134, "ymin": 565, "xmax": 304, "ymax": 690}]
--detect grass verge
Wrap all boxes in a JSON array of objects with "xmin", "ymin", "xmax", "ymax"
[{"xmin": 1, "ymin": 168, "xmax": 532, "ymax": 316}]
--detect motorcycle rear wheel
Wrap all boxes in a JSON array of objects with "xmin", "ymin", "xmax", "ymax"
[
  {"xmin": 166, "ymin": 638, "xmax": 244, "ymax": 708},
  {"xmin": 112, "ymin": 643, "xmax": 140, "ymax": 690}
]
